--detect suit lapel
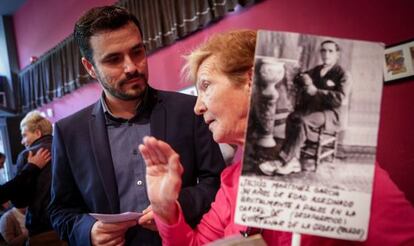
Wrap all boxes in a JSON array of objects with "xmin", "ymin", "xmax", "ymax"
[
  {"xmin": 149, "ymin": 89, "xmax": 167, "ymax": 141},
  {"xmin": 89, "ymin": 102, "xmax": 119, "ymax": 213}
]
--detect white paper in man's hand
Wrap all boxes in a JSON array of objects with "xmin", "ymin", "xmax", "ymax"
[{"xmin": 90, "ymin": 212, "xmax": 142, "ymax": 223}]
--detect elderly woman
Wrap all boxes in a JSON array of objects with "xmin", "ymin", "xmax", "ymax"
[{"xmin": 139, "ymin": 30, "xmax": 414, "ymax": 245}]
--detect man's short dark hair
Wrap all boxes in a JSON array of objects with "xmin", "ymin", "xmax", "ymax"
[
  {"xmin": 0, "ymin": 152, "xmax": 5, "ymax": 160},
  {"xmin": 74, "ymin": 5, "xmax": 144, "ymax": 63},
  {"xmin": 320, "ymin": 40, "xmax": 340, "ymax": 51}
]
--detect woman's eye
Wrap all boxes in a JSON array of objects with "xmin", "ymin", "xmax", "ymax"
[{"xmin": 200, "ymin": 81, "xmax": 210, "ymax": 90}]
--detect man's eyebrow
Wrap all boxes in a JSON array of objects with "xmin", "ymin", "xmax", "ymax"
[
  {"xmin": 103, "ymin": 52, "xmax": 119, "ymax": 58},
  {"xmin": 102, "ymin": 43, "xmax": 145, "ymax": 59},
  {"xmin": 132, "ymin": 43, "xmax": 145, "ymax": 49}
]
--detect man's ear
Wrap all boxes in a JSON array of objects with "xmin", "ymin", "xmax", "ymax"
[
  {"xmin": 34, "ymin": 129, "xmax": 43, "ymax": 138},
  {"xmin": 81, "ymin": 57, "xmax": 97, "ymax": 79}
]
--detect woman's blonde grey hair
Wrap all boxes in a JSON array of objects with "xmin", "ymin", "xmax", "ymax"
[
  {"xmin": 182, "ymin": 29, "xmax": 257, "ymax": 87},
  {"xmin": 20, "ymin": 111, "xmax": 53, "ymax": 135}
]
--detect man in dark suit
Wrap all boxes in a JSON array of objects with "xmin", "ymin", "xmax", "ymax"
[
  {"xmin": 13, "ymin": 111, "xmax": 66, "ymax": 245},
  {"xmin": 48, "ymin": 6, "xmax": 225, "ymax": 246}
]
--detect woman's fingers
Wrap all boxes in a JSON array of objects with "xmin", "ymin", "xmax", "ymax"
[
  {"xmin": 140, "ymin": 137, "xmax": 173, "ymax": 165},
  {"xmin": 142, "ymin": 137, "xmax": 163, "ymax": 164}
]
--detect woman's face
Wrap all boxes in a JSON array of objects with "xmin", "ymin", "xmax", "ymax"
[{"xmin": 194, "ymin": 56, "xmax": 251, "ymax": 146}]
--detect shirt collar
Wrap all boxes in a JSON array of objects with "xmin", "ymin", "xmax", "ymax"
[
  {"xmin": 100, "ymin": 88, "xmax": 150, "ymax": 124},
  {"xmin": 29, "ymin": 135, "xmax": 52, "ymax": 148}
]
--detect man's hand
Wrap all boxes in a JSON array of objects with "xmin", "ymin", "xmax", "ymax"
[
  {"xmin": 305, "ymin": 84, "xmax": 318, "ymax": 96},
  {"xmin": 28, "ymin": 148, "xmax": 51, "ymax": 169},
  {"xmin": 138, "ymin": 206, "xmax": 157, "ymax": 231},
  {"xmin": 91, "ymin": 220, "xmax": 137, "ymax": 246},
  {"xmin": 301, "ymin": 73, "xmax": 313, "ymax": 86},
  {"xmin": 138, "ymin": 136, "xmax": 183, "ymax": 224}
]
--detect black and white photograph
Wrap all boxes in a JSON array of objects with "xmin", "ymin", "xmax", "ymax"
[{"xmin": 235, "ymin": 30, "xmax": 384, "ymax": 241}]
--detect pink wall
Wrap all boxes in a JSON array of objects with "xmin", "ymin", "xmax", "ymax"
[
  {"xmin": 13, "ymin": 0, "xmax": 116, "ymax": 69},
  {"xmin": 13, "ymin": 0, "xmax": 414, "ymax": 202},
  {"xmin": 38, "ymin": 82, "xmax": 101, "ymax": 122}
]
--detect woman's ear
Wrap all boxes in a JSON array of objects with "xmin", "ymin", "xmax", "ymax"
[{"xmin": 247, "ymin": 67, "xmax": 254, "ymax": 88}]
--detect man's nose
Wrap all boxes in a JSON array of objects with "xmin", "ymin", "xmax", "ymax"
[{"xmin": 123, "ymin": 56, "xmax": 137, "ymax": 73}]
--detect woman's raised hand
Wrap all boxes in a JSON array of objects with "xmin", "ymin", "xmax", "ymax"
[{"xmin": 138, "ymin": 136, "xmax": 183, "ymax": 224}]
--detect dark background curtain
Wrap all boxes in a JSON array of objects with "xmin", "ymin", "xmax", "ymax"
[
  {"xmin": 18, "ymin": 0, "xmax": 259, "ymax": 112},
  {"xmin": 116, "ymin": 0, "xmax": 258, "ymax": 52},
  {"xmin": 18, "ymin": 36, "xmax": 90, "ymax": 112}
]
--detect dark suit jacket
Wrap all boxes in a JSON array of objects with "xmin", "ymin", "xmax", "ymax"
[
  {"xmin": 0, "ymin": 164, "xmax": 40, "ymax": 205},
  {"xmin": 12, "ymin": 135, "xmax": 53, "ymax": 236},
  {"xmin": 0, "ymin": 136, "xmax": 51, "ymax": 205},
  {"xmin": 48, "ymin": 87, "xmax": 225, "ymax": 245}
]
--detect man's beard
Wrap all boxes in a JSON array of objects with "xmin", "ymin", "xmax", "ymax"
[{"xmin": 100, "ymin": 70, "xmax": 148, "ymax": 101}]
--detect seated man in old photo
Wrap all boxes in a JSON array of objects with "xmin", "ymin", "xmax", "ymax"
[{"xmin": 259, "ymin": 40, "xmax": 351, "ymax": 176}]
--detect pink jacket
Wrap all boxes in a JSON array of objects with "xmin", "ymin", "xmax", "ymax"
[{"xmin": 155, "ymin": 162, "xmax": 414, "ymax": 245}]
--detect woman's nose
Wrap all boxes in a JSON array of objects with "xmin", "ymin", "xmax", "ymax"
[{"xmin": 194, "ymin": 97, "xmax": 206, "ymax": 115}]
